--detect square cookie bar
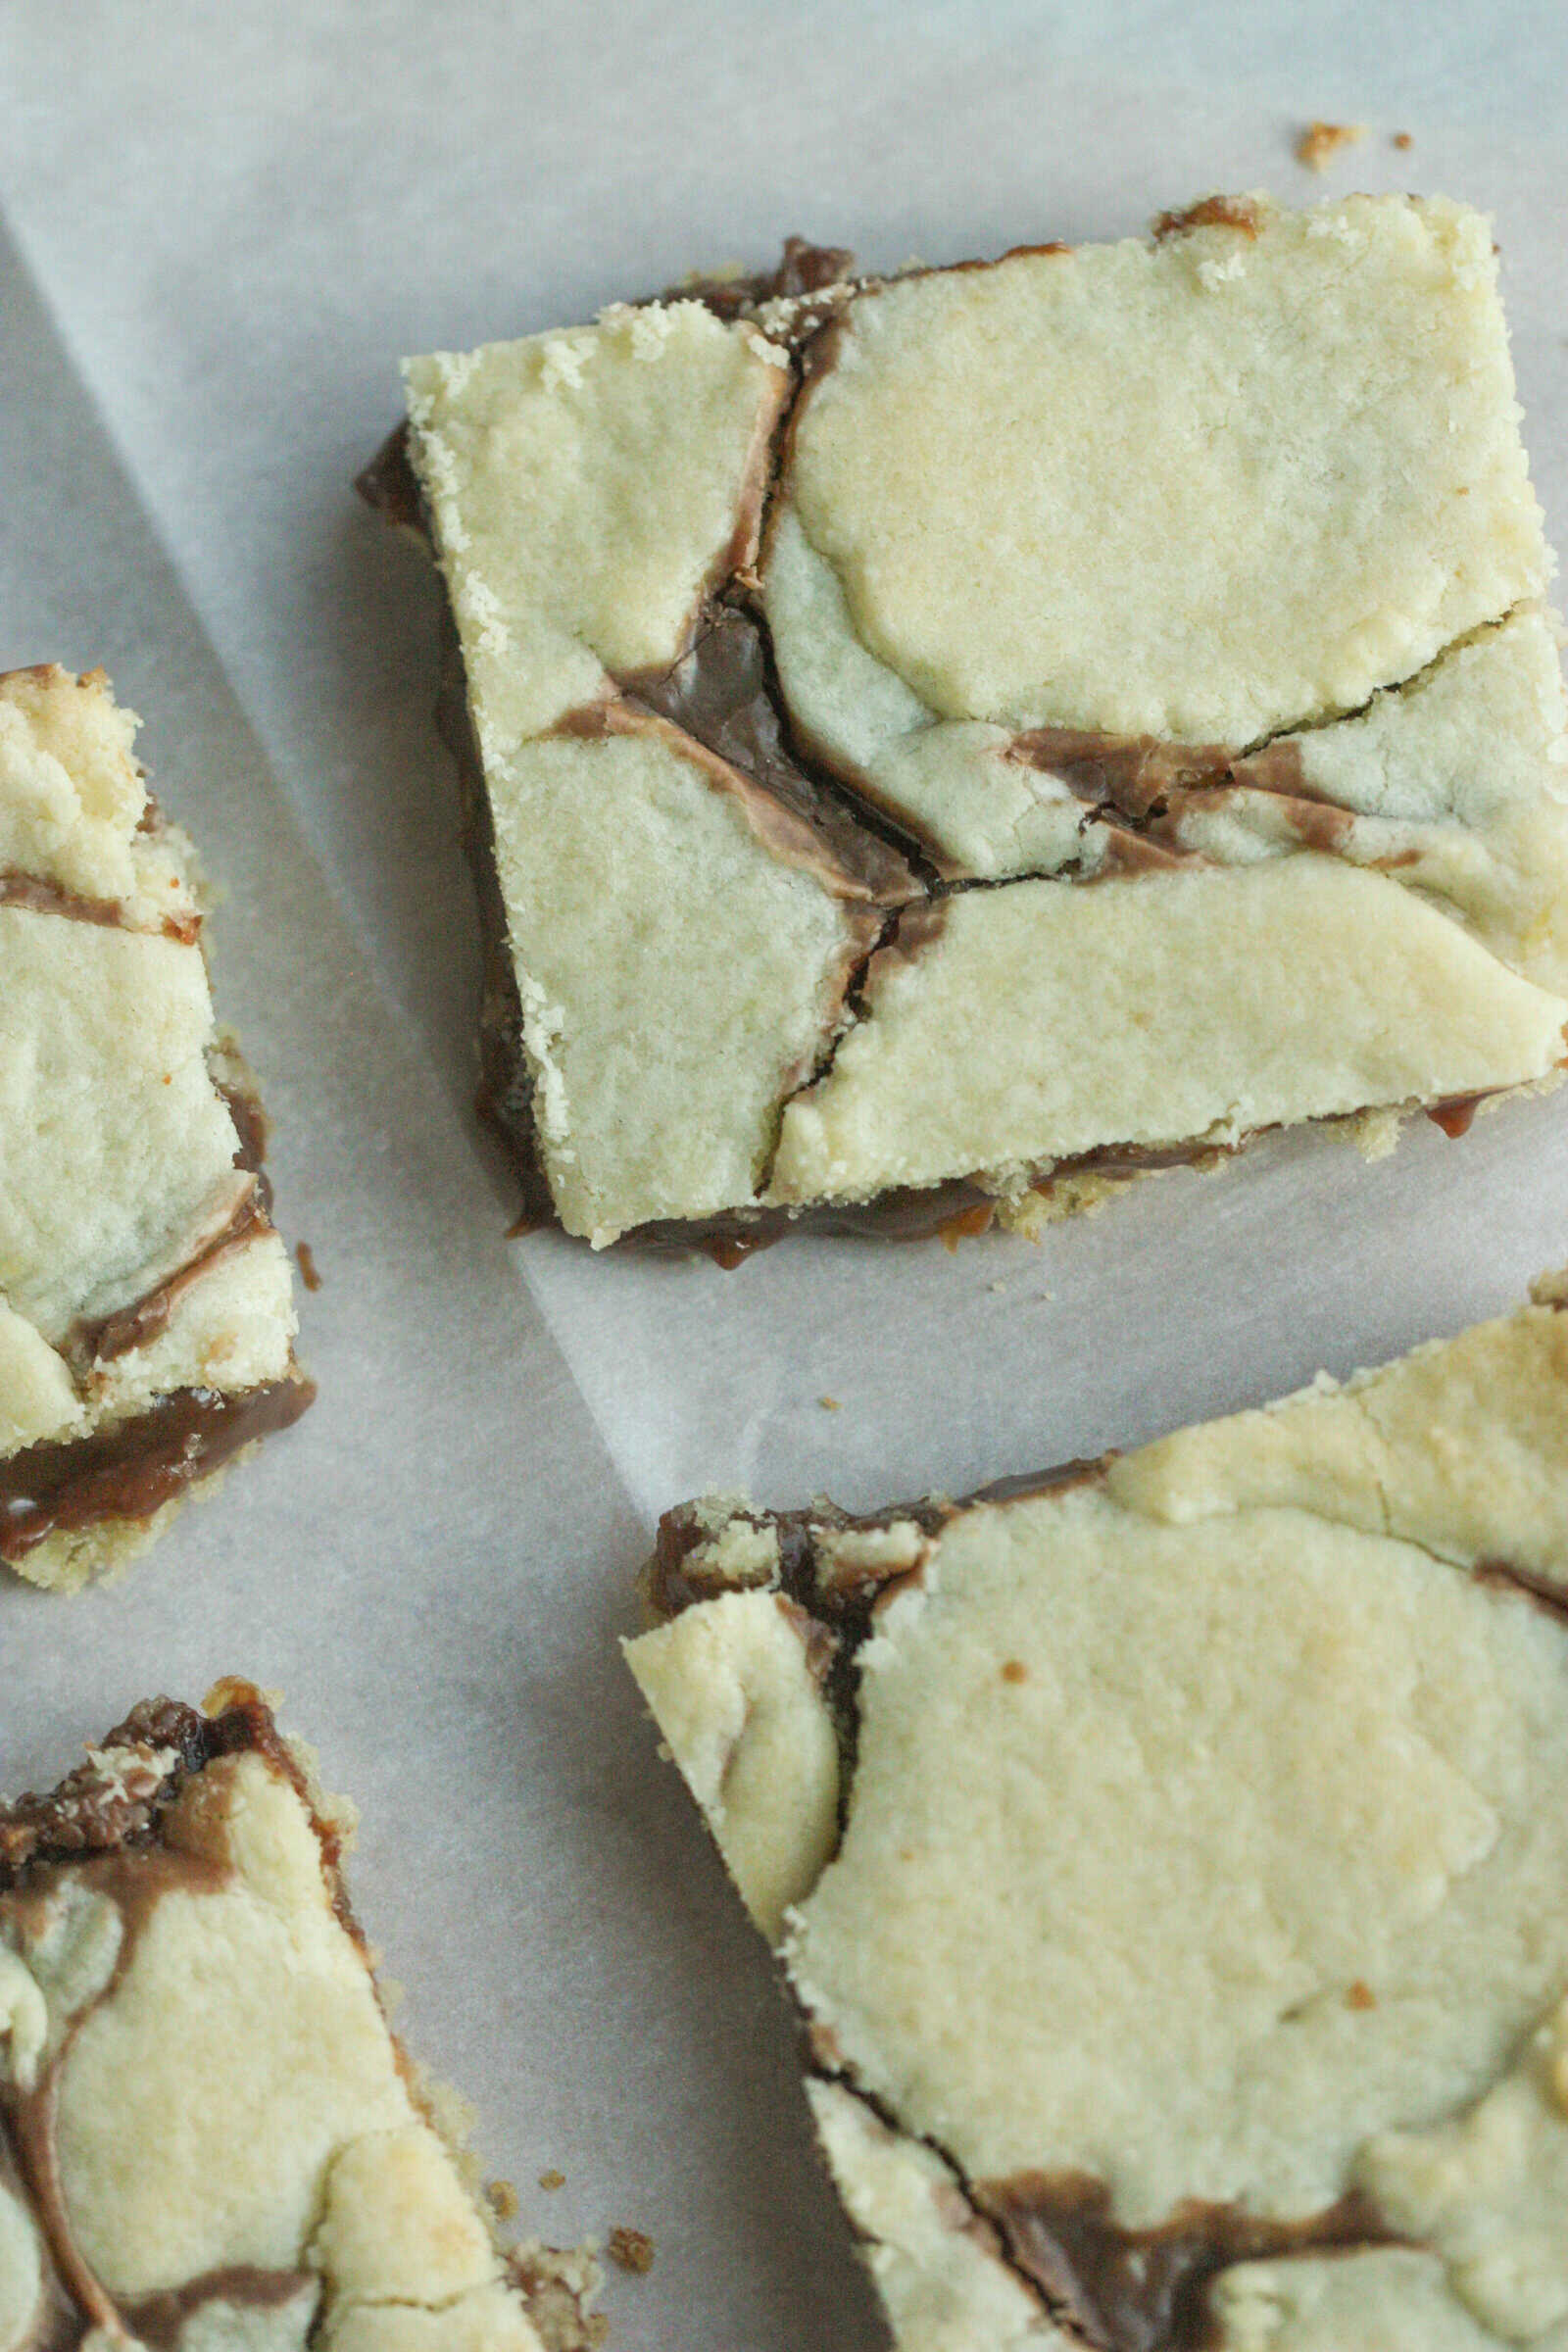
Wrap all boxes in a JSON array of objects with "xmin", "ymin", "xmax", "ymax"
[
  {"xmin": 0, "ymin": 667, "xmax": 312, "ymax": 1588},
  {"xmin": 368, "ymin": 198, "xmax": 1568, "ymax": 1256},
  {"xmin": 0, "ymin": 1683, "xmax": 595, "ymax": 2350},
  {"xmin": 627, "ymin": 1275, "xmax": 1568, "ymax": 2350}
]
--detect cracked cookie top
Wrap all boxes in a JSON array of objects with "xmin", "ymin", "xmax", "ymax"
[
  {"xmin": 626, "ymin": 1279, "xmax": 1568, "ymax": 2349},
  {"xmin": 389, "ymin": 197, "xmax": 1568, "ymax": 1250},
  {"xmin": 0, "ymin": 1686, "xmax": 590, "ymax": 2352}
]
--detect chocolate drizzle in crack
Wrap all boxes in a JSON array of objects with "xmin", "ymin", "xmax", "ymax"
[
  {"xmin": 616, "ymin": 606, "xmax": 926, "ymax": 902},
  {"xmin": 1009, "ymin": 728, "xmax": 1354, "ymax": 869},
  {"xmin": 671, "ymin": 235, "xmax": 857, "ymax": 324},
  {"xmin": 68, "ymin": 1187, "xmax": 271, "ymax": 1367},
  {"xmin": 0, "ymin": 866, "xmax": 201, "ymax": 946}
]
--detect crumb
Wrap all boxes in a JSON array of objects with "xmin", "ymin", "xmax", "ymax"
[
  {"xmin": 538, "ymin": 2168, "xmax": 566, "ymax": 2192},
  {"xmin": 1347, "ymin": 1980, "xmax": 1378, "ymax": 2011},
  {"xmin": 608, "ymin": 2225, "xmax": 656, "ymax": 2276},
  {"xmin": 294, "ymin": 1240, "xmax": 322, "ymax": 1292},
  {"xmin": 818, "ymin": 1395, "xmax": 842, "ymax": 1412},
  {"xmin": 1001, "ymin": 1659, "xmax": 1029, "ymax": 1686},
  {"xmin": 587, "ymin": 2320, "xmax": 610, "ymax": 2347},
  {"xmin": 1296, "ymin": 121, "xmax": 1367, "ymax": 172},
  {"xmin": 489, "ymin": 2179, "xmax": 520, "ymax": 2220},
  {"xmin": 1392, "ymin": 130, "xmax": 1413, "ymax": 151}
]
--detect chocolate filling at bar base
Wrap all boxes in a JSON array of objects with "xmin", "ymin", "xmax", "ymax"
[{"xmin": 0, "ymin": 1376, "xmax": 315, "ymax": 1565}]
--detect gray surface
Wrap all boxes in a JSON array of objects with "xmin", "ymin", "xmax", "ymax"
[{"xmin": 0, "ymin": 6, "xmax": 1565, "ymax": 2346}]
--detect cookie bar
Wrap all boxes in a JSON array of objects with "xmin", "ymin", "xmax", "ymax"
[
  {"xmin": 368, "ymin": 198, "xmax": 1568, "ymax": 1255},
  {"xmin": 626, "ymin": 1274, "xmax": 1568, "ymax": 2350},
  {"xmin": 0, "ymin": 1683, "xmax": 596, "ymax": 2351},
  {"xmin": 0, "ymin": 666, "xmax": 312, "ymax": 1588}
]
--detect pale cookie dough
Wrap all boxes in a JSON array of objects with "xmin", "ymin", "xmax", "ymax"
[
  {"xmin": 0, "ymin": 668, "xmax": 312, "ymax": 1589},
  {"xmin": 0, "ymin": 1685, "xmax": 596, "ymax": 2352},
  {"xmin": 375, "ymin": 199, "xmax": 1568, "ymax": 1254},
  {"xmin": 627, "ymin": 1277, "xmax": 1568, "ymax": 2350}
]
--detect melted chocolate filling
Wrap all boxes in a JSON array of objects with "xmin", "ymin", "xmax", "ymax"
[
  {"xmin": 0, "ymin": 1378, "xmax": 314, "ymax": 1565},
  {"xmin": 619, "ymin": 607, "xmax": 924, "ymax": 900},
  {"xmin": 1009, "ymin": 729, "xmax": 1355, "ymax": 867},
  {"xmin": 975, "ymin": 2172, "xmax": 1396, "ymax": 2351}
]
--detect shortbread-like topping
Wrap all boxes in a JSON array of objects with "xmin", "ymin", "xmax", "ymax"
[
  {"xmin": 780, "ymin": 198, "xmax": 1544, "ymax": 746},
  {"xmin": 627, "ymin": 1284, "xmax": 1568, "ymax": 2349}
]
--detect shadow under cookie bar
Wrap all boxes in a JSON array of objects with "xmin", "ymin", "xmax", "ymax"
[
  {"xmin": 626, "ymin": 1275, "xmax": 1568, "ymax": 2350},
  {"xmin": 0, "ymin": 667, "xmax": 313, "ymax": 1589},
  {"xmin": 366, "ymin": 199, "xmax": 1568, "ymax": 1259},
  {"xmin": 0, "ymin": 1684, "xmax": 596, "ymax": 2350}
]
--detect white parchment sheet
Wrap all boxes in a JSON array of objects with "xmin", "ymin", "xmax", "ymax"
[{"xmin": 1, "ymin": 5, "xmax": 1565, "ymax": 2344}]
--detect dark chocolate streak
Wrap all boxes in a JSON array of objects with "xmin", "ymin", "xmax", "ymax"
[
  {"xmin": 0, "ymin": 1378, "xmax": 315, "ymax": 1564},
  {"xmin": 122, "ymin": 2268, "xmax": 315, "ymax": 2351},
  {"xmin": 1475, "ymin": 1557, "xmax": 1568, "ymax": 1623},
  {"xmin": 1, "ymin": 868, "xmax": 123, "ymax": 927},
  {"xmin": 0, "ymin": 865, "xmax": 201, "ymax": 945},
  {"xmin": 70, "ymin": 1188, "xmax": 270, "ymax": 1365},
  {"xmin": 1008, "ymin": 729, "xmax": 1354, "ymax": 868},
  {"xmin": 354, "ymin": 418, "xmax": 421, "ymax": 529},
  {"xmin": 975, "ymin": 2173, "xmax": 1396, "ymax": 2351}
]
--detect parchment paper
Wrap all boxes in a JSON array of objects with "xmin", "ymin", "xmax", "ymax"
[{"xmin": 1, "ymin": 7, "xmax": 1565, "ymax": 2344}]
